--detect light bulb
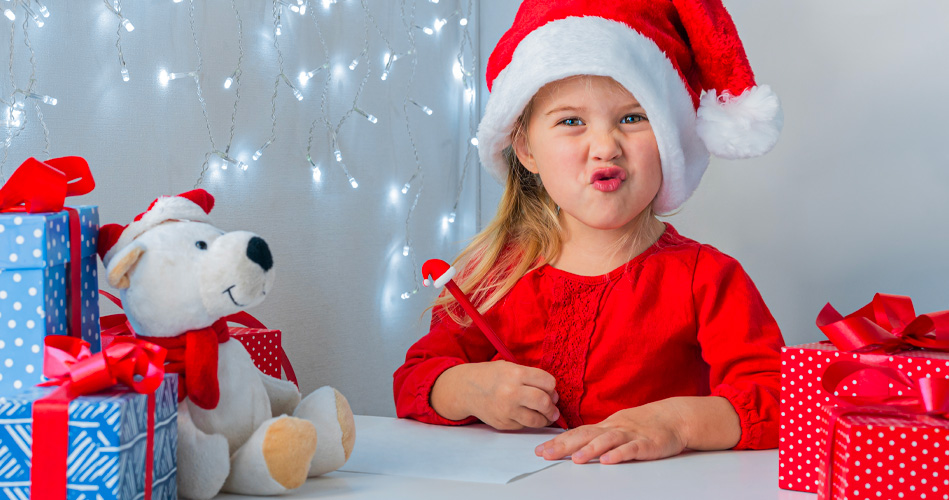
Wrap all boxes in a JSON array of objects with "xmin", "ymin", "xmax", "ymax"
[
  {"xmin": 353, "ymin": 106, "xmax": 377, "ymax": 124},
  {"xmin": 349, "ymin": 58, "xmax": 359, "ymax": 70},
  {"xmin": 220, "ymin": 162, "xmax": 228, "ymax": 170},
  {"xmin": 252, "ymin": 139, "xmax": 274, "ymax": 161},
  {"xmin": 224, "ymin": 77, "xmax": 233, "ymax": 89},
  {"xmin": 452, "ymin": 61, "xmax": 463, "ymax": 80},
  {"xmin": 448, "ymin": 212, "xmax": 456, "ymax": 223},
  {"xmin": 159, "ymin": 70, "xmax": 170, "ymax": 85},
  {"xmin": 401, "ymin": 292, "xmax": 412, "ymax": 300},
  {"xmin": 3, "ymin": 9, "xmax": 14, "ymax": 21},
  {"xmin": 121, "ymin": 18, "xmax": 134, "ymax": 32},
  {"xmin": 275, "ymin": 24, "xmax": 282, "ymax": 36},
  {"xmin": 422, "ymin": 26, "xmax": 433, "ymax": 35},
  {"xmin": 239, "ymin": 162, "xmax": 248, "ymax": 171},
  {"xmin": 121, "ymin": 66, "xmax": 130, "ymax": 82},
  {"xmin": 334, "ymin": 149, "xmax": 342, "ymax": 162},
  {"xmin": 470, "ymin": 137, "xmax": 479, "ymax": 146},
  {"xmin": 434, "ymin": 18, "xmax": 447, "ymax": 31},
  {"xmin": 402, "ymin": 245, "xmax": 410, "ymax": 257},
  {"xmin": 460, "ymin": 18, "xmax": 468, "ymax": 26},
  {"xmin": 37, "ymin": 4, "xmax": 49, "ymax": 18},
  {"xmin": 401, "ymin": 182, "xmax": 410, "ymax": 194},
  {"xmin": 299, "ymin": 3, "xmax": 306, "ymax": 14},
  {"xmin": 348, "ymin": 175, "xmax": 358, "ymax": 189},
  {"xmin": 312, "ymin": 166, "xmax": 322, "ymax": 182}
]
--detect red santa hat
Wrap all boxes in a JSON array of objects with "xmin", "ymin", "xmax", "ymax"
[
  {"xmin": 97, "ymin": 189, "xmax": 215, "ymax": 267},
  {"xmin": 477, "ymin": 0, "xmax": 783, "ymax": 214}
]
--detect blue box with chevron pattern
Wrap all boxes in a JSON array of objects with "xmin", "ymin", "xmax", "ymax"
[{"xmin": 0, "ymin": 373, "xmax": 177, "ymax": 499}]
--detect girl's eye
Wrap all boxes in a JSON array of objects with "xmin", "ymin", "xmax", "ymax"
[
  {"xmin": 621, "ymin": 114, "xmax": 647, "ymax": 124},
  {"xmin": 195, "ymin": 241, "xmax": 208, "ymax": 250},
  {"xmin": 560, "ymin": 117, "xmax": 584, "ymax": 126}
]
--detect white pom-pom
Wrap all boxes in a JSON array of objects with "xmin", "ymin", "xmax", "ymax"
[{"xmin": 696, "ymin": 85, "xmax": 783, "ymax": 159}]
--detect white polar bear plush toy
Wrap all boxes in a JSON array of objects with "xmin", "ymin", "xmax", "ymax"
[{"xmin": 97, "ymin": 189, "xmax": 355, "ymax": 500}]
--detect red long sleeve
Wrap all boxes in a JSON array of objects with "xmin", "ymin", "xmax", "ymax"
[{"xmin": 393, "ymin": 224, "xmax": 785, "ymax": 449}]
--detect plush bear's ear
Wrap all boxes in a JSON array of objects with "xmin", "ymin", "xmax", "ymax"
[{"xmin": 107, "ymin": 242, "xmax": 146, "ymax": 289}]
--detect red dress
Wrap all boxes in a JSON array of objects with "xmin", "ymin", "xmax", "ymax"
[{"xmin": 393, "ymin": 224, "xmax": 785, "ymax": 450}]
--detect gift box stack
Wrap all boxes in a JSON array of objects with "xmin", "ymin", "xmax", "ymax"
[
  {"xmin": 0, "ymin": 157, "xmax": 101, "ymax": 393},
  {"xmin": 779, "ymin": 293, "xmax": 949, "ymax": 498},
  {"xmin": 0, "ymin": 157, "xmax": 178, "ymax": 499}
]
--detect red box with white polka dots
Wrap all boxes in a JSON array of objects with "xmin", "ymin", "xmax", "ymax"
[
  {"xmin": 231, "ymin": 327, "xmax": 292, "ymax": 381},
  {"xmin": 780, "ymin": 343, "xmax": 949, "ymax": 493},
  {"xmin": 816, "ymin": 407, "xmax": 949, "ymax": 500}
]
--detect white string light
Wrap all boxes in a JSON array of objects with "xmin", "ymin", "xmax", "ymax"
[
  {"xmin": 447, "ymin": 0, "xmax": 477, "ymax": 226},
  {"xmin": 192, "ymin": 0, "xmax": 247, "ymax": 187},
  {"xmin": 102, "ymin": 0, "xmax": 133, "ymax": 32},
  {"xmin": 0, "ymin": 13, "xmax": 54, "ymax": 180},
  {"xmin": 0, "ymin": 1, "xmax": 478, "ymax": 308}
]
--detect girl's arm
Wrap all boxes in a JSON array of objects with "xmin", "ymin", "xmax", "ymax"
[{"xmin": 534, "ymin": 395, "xmax": 739, "ymax": 463}]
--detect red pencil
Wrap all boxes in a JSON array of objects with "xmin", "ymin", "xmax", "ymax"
[{"xmin": 422, "ymin": 259, "xmax": 569, "ymax": 430}]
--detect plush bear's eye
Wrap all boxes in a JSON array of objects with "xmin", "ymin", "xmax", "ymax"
[{"xmin": 195, "ymin": 241, "xmax": 208, "ymax": 250}]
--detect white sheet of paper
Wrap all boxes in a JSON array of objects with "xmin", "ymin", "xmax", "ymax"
[{"xmin": 339, "ymin": 415, "xmax": 564, "ymax": 484}]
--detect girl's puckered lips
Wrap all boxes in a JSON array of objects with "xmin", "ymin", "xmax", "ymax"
[{"xmin": 591, "ymin": 167, "xmax": 626, "ymax": 193}]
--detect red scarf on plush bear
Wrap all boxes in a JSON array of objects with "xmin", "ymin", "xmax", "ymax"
[{"xmin": 138, "ymin": 320, "xmax": 231, "ymax": 410}]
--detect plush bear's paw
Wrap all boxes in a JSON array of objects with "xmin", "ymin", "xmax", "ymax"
[
  {"xmin": 295, "ymin": 386, "xmax": 356, "ymax": 476},
  {"xmin": 262, "ymin": 416, "xmax": 319, "ymax": 489}
]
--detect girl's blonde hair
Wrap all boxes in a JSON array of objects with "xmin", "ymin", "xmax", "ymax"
[{"xmin": 433, "ymin": 94, "xmax": 657, "ymax": 326}]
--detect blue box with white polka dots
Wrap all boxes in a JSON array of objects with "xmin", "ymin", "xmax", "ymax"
[
  {"xmin": 0, "ymin": 206, "xmax": 100, "ymax": 394},
  {"xmin": 0, "ymin": 373, "xmax": 178, "ymax": 500}
]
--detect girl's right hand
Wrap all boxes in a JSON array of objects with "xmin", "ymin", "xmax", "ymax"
[{"xmin": 431, "ymin": 360, "xmax": 561, "ymax": 430}]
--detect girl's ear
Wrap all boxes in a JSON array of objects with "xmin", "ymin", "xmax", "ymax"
[{"xmin": 512, "ymin": 129, "xmax": 538, "ymax": 174}]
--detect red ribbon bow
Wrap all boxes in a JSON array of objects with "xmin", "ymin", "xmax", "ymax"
[
  {"xmin": 31, "ymin": 335, "xmax": 166, "ymax": 500},
  {"xmin": 819, "ymin": 359, "xmax": 949, "ymax": 499},
  {"xmin": 0, "ymin": 156, "xmax": 94, "ymax": 213},
  {"xmin": 816, "ymin": 293, "xmax": 949, "ymax": 353}
]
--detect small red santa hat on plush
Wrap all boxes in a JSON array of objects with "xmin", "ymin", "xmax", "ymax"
[
  {"xmin": 477, "ymin": 0, "xmax": 783, "ymax": 214},
  {"xmin": 97, "ymin": 189, "xmax": 215, "ymax": 267}
]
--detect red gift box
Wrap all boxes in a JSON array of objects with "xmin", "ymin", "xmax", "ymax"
[
  {"xmin": 814, "ymin": 359, "xmax": 949, "ymax": 500},
  {"xmin": 780, "ymin": 343, "xmax": 949, "ymax": 492},
  {"xmin": 226, "ymin": 311, "xmax": 298, "ymax": 386},
  {"xmin": 99, "ymin": 292, "xmax": 298, "ymax": 387},
  {"xmin": 817, "ymin": 408, "xmax": 949, "ymax": 500},
  {"xmin": 779, "ymin": 294, "xmax": 949, "ymax": 492}
]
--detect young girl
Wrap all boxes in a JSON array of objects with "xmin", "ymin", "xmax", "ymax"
[{"xmin": 394, "ymin": 0, "xmax": 785, "ymax": 464}]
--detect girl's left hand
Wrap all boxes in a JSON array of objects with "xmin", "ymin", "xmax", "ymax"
[{"xmin": 533, "ymin": 401, "xmax": 687, "ymax": 464}]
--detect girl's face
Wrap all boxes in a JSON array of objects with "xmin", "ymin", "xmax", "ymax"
[{"xmin": 513, "ymin": 75, "xmax": 661, "ymax": 234}]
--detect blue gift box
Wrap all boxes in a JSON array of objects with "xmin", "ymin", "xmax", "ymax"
[
  {"xmin": 0, "ymin": 373, "xmax": 177, "ymax": 500},
  {"xmin": 0, "ymin": 206, "xmax": 100, "ymax": 392}
]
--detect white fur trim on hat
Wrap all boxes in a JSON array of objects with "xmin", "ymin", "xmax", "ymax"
[
  {"xmin": 477, "ymin": 16, "xmax": 709, "ymax": 215},
  {"xmin": 102, "ymin": 195, "xmax": 214, "ymax": 267}
]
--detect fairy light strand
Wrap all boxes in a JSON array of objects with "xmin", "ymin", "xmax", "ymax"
[
  {"xmin": 192, "ymin": 0, "xmax": 247, "ymax": 187},
  {"xmin": 114, "ymin": 2, "xmax": 129, "ymax": 82},
  {"xmin": 253, "ymin": 0, "xmax": 292, "ymax": 164},
  {"xmin": 398, "ymin": 0, "xmax": 423, "ymax": 300},
  {"xmin": 449, "ymin": 0, "xmax": 476, "ymax": 221},
  {"xmin": 21, "ymin": 16, "xmax": 49, "ymax": 159}
]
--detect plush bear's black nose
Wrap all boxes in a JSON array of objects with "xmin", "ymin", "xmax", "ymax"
[{"xmin": 246, "ymin": 236, "xmax": 273, "ymax": 271}]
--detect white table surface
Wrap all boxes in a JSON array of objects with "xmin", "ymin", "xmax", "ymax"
[{"xmin": 214, "ymin": 415, "xmax": 818, "ymax": 500}]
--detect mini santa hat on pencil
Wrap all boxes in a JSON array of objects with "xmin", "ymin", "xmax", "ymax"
[
  {"xmin": 477, "ymin": 0, "xmax": 783, "ymax": 214},
  {"xmin": 97, "ymin": 189, "xmax": 215, "ymax": 267}
]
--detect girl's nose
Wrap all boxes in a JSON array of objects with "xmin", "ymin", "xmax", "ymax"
[{"xmin": 590, "ymin": 128, "xmax": 622, "ymax": 162}]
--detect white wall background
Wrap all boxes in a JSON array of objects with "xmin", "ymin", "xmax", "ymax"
[
  {"xmin": 479, "ymin": 0, "xmax": 949, "ymax": 349},
  {"xmin": 3, "ymin": 0, "xmax": 949, "ymax": 419},
  {"xmin": 0, "ymin": 0, "xmax": 480, "ymax": 417}
]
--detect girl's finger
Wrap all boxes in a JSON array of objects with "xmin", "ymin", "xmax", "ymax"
[
  {"xmin": 570, "ymin": 430, "xmax": 629, "ymax": 464},
  {"xmin": 537, "ymin": 426, "xmax": 601, "ymax": 460},
  {"xmin": 600, "ymin": 440, "xmax": 643, "ymax": 464}
]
